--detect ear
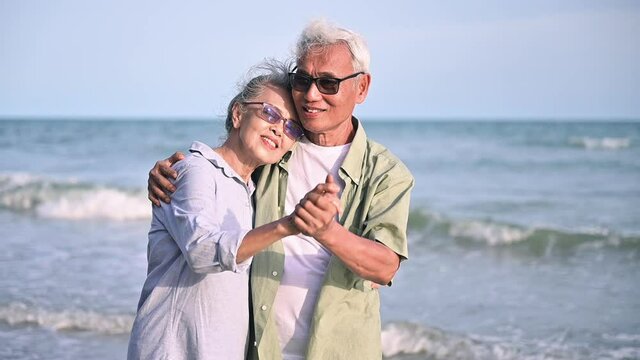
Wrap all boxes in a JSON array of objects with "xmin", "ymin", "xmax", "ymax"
[
  {"xmin": 355, "ymin": 73, "xmax": 371, "ymax": 104},
  {"xmin": 231, "ymin": 102, "xmax": 243, "ymax": 130}
]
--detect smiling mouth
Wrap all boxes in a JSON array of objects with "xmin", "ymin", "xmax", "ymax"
[
  {"xmin": 261, "ymin": 136, "xmax": 278, "ymax": 149},
  {"xmin": 303, "ymin": 106, "xmax": 325, "ymax": 114}
]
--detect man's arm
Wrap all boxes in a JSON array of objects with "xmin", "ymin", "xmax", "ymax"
[
  {"xmin": 295, "ymin": 205, "xmax": 400, "ymax": 285},
  {"xmin": 237, "ymin": 178, "xmax": 340, "ymax": 263},
  {"xmin": 148, "ymin": 152, "xmax": 185, "ymax": 206},
  {"xmin": 293, "ymin": 175, "xmax": 409, "ymax": 286}
]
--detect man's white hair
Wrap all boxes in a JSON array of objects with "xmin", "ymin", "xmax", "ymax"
[{"xmin": 295, "ymin": 19, "xmax": 370, "ymax": 73}]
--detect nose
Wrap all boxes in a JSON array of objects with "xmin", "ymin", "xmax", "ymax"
[
  {"xmin": 303, "ymin": 80, "xmax": 323, "ymax": 101},
  {"xmin": 270, "ymin": 122, "xmax": 283, "ymax": 137}
]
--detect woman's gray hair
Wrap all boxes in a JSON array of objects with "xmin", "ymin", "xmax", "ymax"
[
  {"xmin": 295, "ymin": 19, "xmax": 370, "ymax": 73},
  {"xmin": 224, "ymin": 58, "xmax": 293, "ymax": 134}
]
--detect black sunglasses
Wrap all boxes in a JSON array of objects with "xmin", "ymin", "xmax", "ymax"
[{"xmin": 289, "ymin": 71, "xmax": 364, "ymax": 95}]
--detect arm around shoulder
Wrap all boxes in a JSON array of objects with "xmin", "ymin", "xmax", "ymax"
[{"xmin": 159, "ymin": 157, "xmax": 252, "ymax": 274}]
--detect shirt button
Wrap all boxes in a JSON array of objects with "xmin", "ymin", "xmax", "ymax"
[
  {"xmin": 261, "ymin": 305, "xmax": 267, "ymax": 311},
  {"xmin": 272, "ymin": 271, "xmax": 278, "ymax": 277}
]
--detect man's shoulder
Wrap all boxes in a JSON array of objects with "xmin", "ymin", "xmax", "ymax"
[{"xmin": 363, "ymin": 138, "xmax": 413, "ymax": 178}]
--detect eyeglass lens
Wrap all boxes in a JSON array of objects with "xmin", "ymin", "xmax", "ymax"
[
  {"xmin": 290, "ymin": 74, "xmax": 339, "ymax": 95},
  {"xmin": 260, "ymin": 103, "xmax": 303, "ymax": 140},
  {"xmin": 289, "ymin": 72, "xmax": 364, "ymax": 95}
]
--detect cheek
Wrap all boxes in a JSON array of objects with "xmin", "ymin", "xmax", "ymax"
[
  {"xmin": 333, "ymin": 93, "xmax": 357, "ymax": 112},
  {"xmin": 241, "ymin": 119, "xmax": 263, "ymax": 136}
]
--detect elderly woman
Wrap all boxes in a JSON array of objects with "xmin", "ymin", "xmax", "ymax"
[{"xmin": 127, "ymin": 60, "xmax": 339, "ymax": 360}]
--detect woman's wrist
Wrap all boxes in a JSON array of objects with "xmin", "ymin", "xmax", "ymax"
[{"xmin": 278, "ymin": 215, "xmax": 300, "ymax": 237}]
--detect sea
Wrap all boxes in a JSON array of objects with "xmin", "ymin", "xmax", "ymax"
[{"xmin": 0, "ymin": 118, "xmax": 639, "ymax": 360}]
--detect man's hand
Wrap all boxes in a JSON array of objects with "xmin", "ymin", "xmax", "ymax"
[
  {"xmin": 292, "ymin": 175, "xmax": 341, "ymax": 241},
  {"xmin": 148, "ymin": 152, "xmax": 185, "ymax": 206}
]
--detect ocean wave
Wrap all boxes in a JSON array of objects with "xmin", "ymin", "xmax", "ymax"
[
  {"xmin": 568, "ymin": 136, "xmax": 631, "ymax": 150},
  {"xmin": 0, "ymin": 302, "xmax": 133, "ymax": 335},
  {"xmin": 381, "ymin": 321, "xmax": 518, "ymax": 359},
  {"xmin": 381, "ymin": 321, "xmax": 640, "ymax": 360},
  {"xmin": 2, "ymin": 302, "xmax": 637, "ymax": 359},
  {"xmin": 602, "ymin": 333, "xmax": 640, "ymax": 342},
  {"xmin": 0, "ymin": 173, "xmax": 150, "ymax": 220},
  {"xmin": 408, "ymin": 209, "xmax": 640, "ymax": 253}
]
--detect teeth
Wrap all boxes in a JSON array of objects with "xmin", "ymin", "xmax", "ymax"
[{"xmin": 263, "ymin": 137, "xmax": 277, "ymax": 148}]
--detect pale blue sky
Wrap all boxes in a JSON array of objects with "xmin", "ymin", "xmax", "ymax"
[{"xmin": 1, "ymin": 0, "xmax": 639, "ymax": 119}]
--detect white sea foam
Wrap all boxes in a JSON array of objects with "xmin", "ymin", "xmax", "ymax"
[
  {"xmin": 2, "ymin": 302, "xmax": 636, "ymax": 359},
  {"xmin": 35, "ymin": 188, "xmax": 150, "ymax": 220},
  {"xmin": 448, "ymin": 220, "xmax": 533, "ymax": 246},
  {"xmin": 603, "ymin": 333, "xmax": 640, "ymax": 342},
  {"xmin": 381, "ymin": 322, "xmax": 519, "ymax": 360},
  {"xmin": 0, "ymin": 302, "xmax": 133, "ymax": 335},
  {"xmin": 568, "ymin": 136, "xmax": 631, "ymax": 150},
  {"xmin": 0, "ymin": 173, "xmax": 150, "ymax": 220},
  {"xmin": 608, "ymin": 347, "xmax": 640, "ymax": 360},
  {"xmin": 381, "ymin": 322, "xmax": 640, "ymax": 360}
]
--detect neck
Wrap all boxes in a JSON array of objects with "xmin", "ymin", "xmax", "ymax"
[
  {"xmin": 305, "ymin": 117, "xmax": 356, "ymax": 146},
  {"xmin": 214, "ymin": 142, "xmax": 260, "ymax": 183}
]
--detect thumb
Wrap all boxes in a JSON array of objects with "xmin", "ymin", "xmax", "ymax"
[
  {"xmin": 324, "ymin": 174, "xmax": 340, "ymax": 194},
  {"xmin": 325, "ymin": 174, "xmax": 335, "ymax": 184}
]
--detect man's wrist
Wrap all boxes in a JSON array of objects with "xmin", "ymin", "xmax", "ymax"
[{"xmin": 316, "ymin": 220, "xmax": 341, "ymax": 245}]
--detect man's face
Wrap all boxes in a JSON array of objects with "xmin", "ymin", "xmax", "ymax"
[{"xmin": 292, "ymin": 43, "xmax": 370, "ymax": 142}]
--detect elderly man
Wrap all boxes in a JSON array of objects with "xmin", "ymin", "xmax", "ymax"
[{"xmin": 148, "ymin": 20, "xmax": 414, "ymax": 360}]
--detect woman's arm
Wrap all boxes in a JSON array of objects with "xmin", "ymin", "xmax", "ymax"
[
  {"xmin": 236, "ymin": 216, "xmax": 297, "ymax": 263},
  {"xmin": 236, "ymin": 178, "xmax": 341, "ymax": 263}
]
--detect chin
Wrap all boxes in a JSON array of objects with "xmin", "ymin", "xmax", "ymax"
[
  {"xmin": 300, "ymin": 119, "xmax": 326, "ymax": 132},
  {"xmin": 260, "ymin": 152, "xmax": 283, "ymax": 165}
]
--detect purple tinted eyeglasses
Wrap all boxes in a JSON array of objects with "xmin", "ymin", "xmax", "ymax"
[{"xmin": 241, "ymin": 102, "xmax": 304, "ymax": 140}]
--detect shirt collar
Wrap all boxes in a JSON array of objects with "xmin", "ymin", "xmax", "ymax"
[
  {"xmin": 339, "ymin": 116, "xmax": 366, "ymax": 185},
  {"xmin": 277, "ymin": 117, "xmax": 367, "ymax": 185},
  {"xmin": 189, "ymin": 141, "xmax": 255, "ymax": 193},
  {"xmin": 276, "ymin": 141, "xmax": 297, "ymax": 171}
]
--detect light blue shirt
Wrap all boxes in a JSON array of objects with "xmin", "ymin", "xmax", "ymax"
[{"xmin": 128, "ymin": 141, "xmax": 255, "ymax": 360}]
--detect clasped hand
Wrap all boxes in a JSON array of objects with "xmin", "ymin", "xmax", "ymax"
[
  {"xmin": 290, "ymin": 174, "xmax": 342, "ymax": 242},
  {"xmin": 147, "ymin": 152, "xmax": 342, "ymax": 242}
]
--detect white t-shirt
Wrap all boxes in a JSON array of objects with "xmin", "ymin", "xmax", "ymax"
[{"xmin": 273, "ymin": 137, "xmax": 351, "ymax": 360}]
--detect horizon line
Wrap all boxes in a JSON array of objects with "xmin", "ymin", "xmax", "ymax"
[{"xmin": 1, "ymin": 115, "xmax": 639, "ymax": 123}]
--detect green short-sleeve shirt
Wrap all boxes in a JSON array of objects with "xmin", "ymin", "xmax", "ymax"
[{"xmin": 249, "ymin": 118, "xmax": 414, "ymax": 360}]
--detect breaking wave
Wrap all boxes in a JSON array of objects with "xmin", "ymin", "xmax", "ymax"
[
  {"xmin": 382, "ymin": 321, "xmax": 517, "ymax": 359},
  {"xmin": 408, "ymin": 208, "xmax": 640, "ymax": 253},
  {"xmin": 0, "ymin": 173, "xmax": 150, "ymax": 220},
  {"xmin": 0, "ymin": 302, "xmax": 133, "ymax": 335},
  {"xmin": 2, "ymin": 302, "xmax": 638, "ymax": 360},
  {"xmin": 568, "ymin": 136, "xmax": 631, "ymax": 150},
  {"xmin": 381, "ymin": 321, "xmax": 640, "ymax": 360}
]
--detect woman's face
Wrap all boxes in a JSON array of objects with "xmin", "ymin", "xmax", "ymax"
[{"xmin": 232, "ymin": 85, "xmax": 301, "ymax": 165}]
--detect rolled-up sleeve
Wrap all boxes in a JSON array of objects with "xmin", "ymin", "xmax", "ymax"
[
  {"xmin": 365, "ymin": 167, "xmax": 414, "ymax": 260},
  {"xmin": 158, "ymin": 158, "xmax": 251, "ymax": 273}
]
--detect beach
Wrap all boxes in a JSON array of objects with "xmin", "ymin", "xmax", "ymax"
[{"xmin": 1, "ymin": 118, "xmax": 639, "ymax": 359}]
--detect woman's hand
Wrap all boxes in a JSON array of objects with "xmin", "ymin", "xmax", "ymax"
[{"xmin": 292, "ymin": 175, "xmax": 342, "ymax": 241}]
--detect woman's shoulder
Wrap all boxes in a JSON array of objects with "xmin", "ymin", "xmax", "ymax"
[{"xmin": 173, "ymin": 152, "xmax": 220, "ymax": 180}]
